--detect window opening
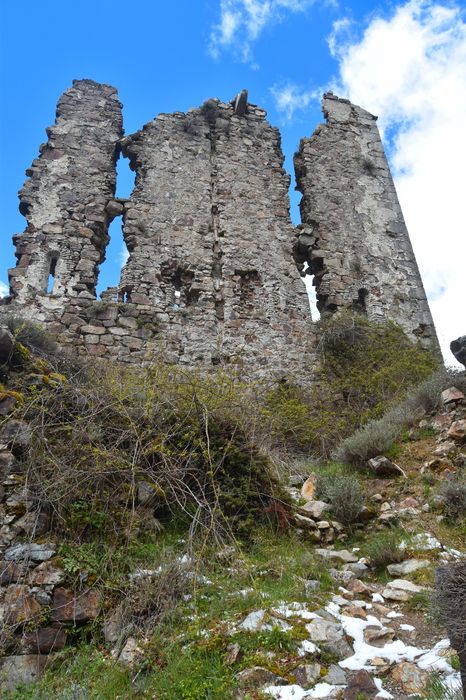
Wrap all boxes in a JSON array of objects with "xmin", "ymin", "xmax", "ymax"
[
  {"xmin": 47, "ymin": 256, "xmax": 58, "ymax": 294},
  {"xmin": 302, "ymin": 263, "xmax": 320, "ymax": 321}
]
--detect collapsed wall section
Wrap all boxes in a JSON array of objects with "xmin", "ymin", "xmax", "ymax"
[
  {"xmin": 8, "ymin": 79, "xmax": 123, "ymax": 303},
  {"xmin": 294, "ymin": 93, "xmax": 439, "ymax": 352}
]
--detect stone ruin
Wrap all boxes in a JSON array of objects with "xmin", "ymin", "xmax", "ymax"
[{"xmin": 1, "ymin": 79, "xmax": 440, "ymax": 379}]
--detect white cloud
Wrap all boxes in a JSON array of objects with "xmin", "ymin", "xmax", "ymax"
[
  {"xmin": 271, "ymin": 82, "xmax": 320, "ymax": 119},
  {"xmin": 119, "ymin": 245, "xmax": 129, "ymax": 268},
  {"xmin": 329, "ymin": 0, "xmax": 466, "ymax": 364},
  {"xmin": 0, "ymin": 281, "xmax": 9, "ymax": 298},
  {"xmin": 209, "ymin": 0, "xmax": 317, "ymax": 62}
]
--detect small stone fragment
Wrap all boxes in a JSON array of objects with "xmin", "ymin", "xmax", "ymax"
[
  {"xmin": 448, "ymin": 419, "xmax": 466, "ymax": 441},
  {"xmin": 344, "ymin": 669, "xmax": 379, "ymax": 699},
  {"xmin": 52, "ymin": 587, "xmax": 101, "ymax": 622},
  {"xmin": 5, "ymin": 543, "xmax": 56, "ymax": 562},
  {"xmin": 0, "ymin": 655, "xmax": 47, "ymax": 692},
  {"xmin": 363, "ymin": 625, "xmax": 395, "ymax": 647},
  {"xmin": 441, "ymin": 387, "xmax": 465, "ymax": 404},
  {"xmin": 387, "ymin": 559, "xmax": 430, "ymax": 576},
  {"xmin": 367, "ymin": 455, "xmax": 407, "ymax": 478},
  {"xmin": 293, "ymin": 662, "xmax": 321, "ymax": 687},
  {"xmin": 236, "ymin": 666, "xmax": 281, "ymax": 689},
  {"xmin": 391, "ymin": 661, "xmax": 429, "ymax": 694},
  {"xmin": 316, "ymin": 548, "xmax": 358, "ymax": 563}
]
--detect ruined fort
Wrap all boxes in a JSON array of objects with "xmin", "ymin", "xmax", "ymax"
[{"xmin": 2, "ymin": 79, "xmax": 439, "ymax": 378}]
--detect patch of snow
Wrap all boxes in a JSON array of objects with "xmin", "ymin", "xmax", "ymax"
[
  {"xmin": 386, "ymin": 611, "xmax": 403, "ymax": 618},
  {"xmin": 306, "ymin": 683, "xmax": 339, "ymax": 698},
  {"xmin": 298, "ymin": 640, "xmax": 320, "ymax": 656},
  {"xmin": 372, "ymin": 593, "xmax": 384, "ymax": 603},
  {"xmin": 399, "ymin": 624, "xmax": 415, "ymax": 631},
  {"xmin": 374, "ymin": 677, "xmax": 393, "ymax": 699},
  {"xmin": 272, "ymin": 602, "xmax": 315, "ymax": 620},
  {"xmin": 409, "ymin": 532, "xmax": 441, "ymax": 551}
]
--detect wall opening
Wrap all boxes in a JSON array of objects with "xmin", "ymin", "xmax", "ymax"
[
  {"xmin": 47, "ymin": 256, "xmax": 58, "ymax": 294},
  {"xmin": 96, "ymin": 153, "xmax": 134, "ymax": 298},
  {"xmin": 97, "ymin": 215, "xmax": 128, "ymax": 299},
  {"xmin": 302, "ymin": 264, "xmax": 320, "ymax": 321}
]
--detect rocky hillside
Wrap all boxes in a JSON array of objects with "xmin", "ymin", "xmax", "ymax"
[{"xmin": 0, "ymin": 318, "xmax": 465, "ymax": 699}]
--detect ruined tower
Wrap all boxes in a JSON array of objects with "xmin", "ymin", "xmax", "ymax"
[
  {"xmin": 2, "ymin": 81, "xmax": 440, "ymax": 377},
  {"xmin": 294, "ymin": 93, "xmax": 437, "ymax": 349},
  {"xmin": 9, "ymin": 80, "xmax": 123, "ymax": 304}
]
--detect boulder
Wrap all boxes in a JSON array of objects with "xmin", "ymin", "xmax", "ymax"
[
  {"xmin": 29, "ymin": 560, "xmax": 64, "ymax": 587},
  {"xmin": 21, "ymin": 626, "xmax": 66, "ymax": 653},
  {"xmin": 450, "ymin": 335, "xmax": 466, "ymax": 368},
  {"xmin": 306, "ymin": 618, "xmax": 344, "ymax": 643},
  {"xmin": 448, "ymin": 419, "xmax": 466, "ymax": 441},
  {"xmin": 239, "ymin": 609, "xmax": 268, "ymax": 632},
  {"xmin": 326, "ymin": 664, "xmax": 347, "ymax": 685},
  {"xmin": 0, "ymin": 655, "xmax": 47, "ymax": 692},
  {"xmin": 116, "ymin": 637, "xmax": 144, "ymax": 667},
  {"xmin": 301, "ymin": 473, "xmax": 318, "ymax": 501},
  {"xmin": 441, "ymin": 387, "xmax": 465, "ymax": 404},
  {"xmin": 316, "ymin": 548, "xmax": 358, "ymax": 563},
  {"xmin": 391, "ymin": 661, "xmax": 428, "ymax": 694},
  {"xmin": 3, "ymin": 584, "xmax": 42, "ymax": 625},
  {"xmin": 344, "ymin": 670, "xmax": 379, "ymax": 699},
  {"xmin": 0, "ymin": 420, "xmax": 32, "ymax": 454},
  {"xmin": 236, "ymin": 666, "xmax": 281, "ymax": 689},
  {"xmin": 301, "ymin": 500, "xmax": 330, "ymax": 519},
  {"xmin": 387, "ymin": 559, "xmax": 430, "ymax": 576},
  {"xmin": 0, "ymin": 559, "xmax": 26, "ymax": 584},
  {"xmin": 293, "ymin": 662, "xmax": 321, "ymax": 687},
  {"xmin": 5, "ymin": 543, "xmax": 56, "ymax": 562},
  {"xmin": 52, "ymin": 587, "xmax": 101, "ymax": 622}
]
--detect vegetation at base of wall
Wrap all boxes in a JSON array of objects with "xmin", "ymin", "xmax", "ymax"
[
  {"xmin": 334, "ymin": 365, "xmax": 466, "ymax": 466},
  {"xmin": 264, "ymin": 311, "xmax": 438, "ymax": 457}
]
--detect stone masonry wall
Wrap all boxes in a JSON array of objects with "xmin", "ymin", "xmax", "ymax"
[
  {"xmin": 3, "ymin": 82, "xmax": 315, "ymax": 380},
  {"xmin": 119, "ymin": 97, "xmax": 313, "ymax": 370},
  {"xmin": 2, "ymin": 82, "xmax": 440, "ymax": 379},
  {"xmin": 294, "ymin": 93, "xmax": 439, "ymax": 351},
  {"xmin": 9, "ymin": 79, "xmax": 123, "ymax": 304}
]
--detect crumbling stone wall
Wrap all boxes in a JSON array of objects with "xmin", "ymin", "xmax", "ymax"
[
  {"xmin": 120, "ymin": 96, "xmax": 313, "ymax": 369},
  {"xmin": 2, "ymin": 82, "xmax": 440, "ymax": 378},
  {"xmin": 9, "ymin": 79, "xmax": 123, "ymax": 304},
  {"xmin": 294, "ymin": 93, "xmax": 438, "ymax": 351},
  {"xmin": 4, "ymin": 81, "xmax": 315, "ymax": 379}
]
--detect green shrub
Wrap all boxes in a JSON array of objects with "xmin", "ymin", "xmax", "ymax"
[
  {"xmin": 334, "ymin": 366, "xmax": 464, "ymax": 466},
  {"xmin": 0, "ymin": 314, "xmax": 56, "ymax": 359},
  {"xmin": 440, "ymin": 475, "xmax": 466, "ymax": 520},
  {"xmin": 316, "ymin": 474, "xmax": 365, "ymax": 524},
  {"xmin": 12, "ymin": 363, "xmax": 286, "ymax": 545},
  {"xmin": 365, "ymin": 532, "xmax": 405, "ymax": 569}
]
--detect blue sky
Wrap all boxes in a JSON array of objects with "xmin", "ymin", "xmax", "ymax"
[{"xmin": 1, "ymin": 0, "xmax": 465, "ymax": 361}]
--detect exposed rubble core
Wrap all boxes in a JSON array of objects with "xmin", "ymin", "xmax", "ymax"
[
  {"xmin": 294, "ymin": 93, "xmax": 438, "ymax": 350},
  {"xmin": 2, "ymin": 82, "xmax": 440, "ymax": 376}
]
